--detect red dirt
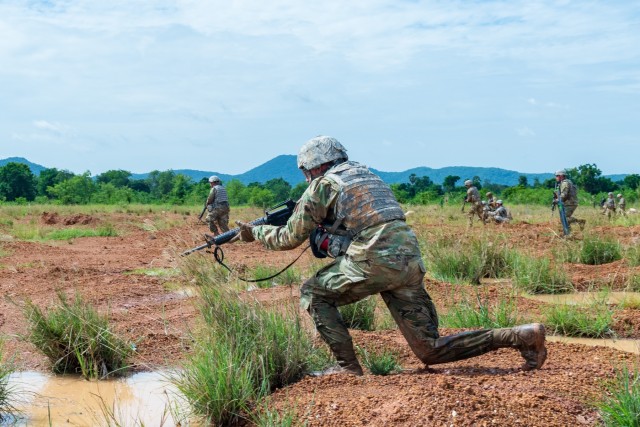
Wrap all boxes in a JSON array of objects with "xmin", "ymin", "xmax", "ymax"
[{"xmin": 1, "ymin": 210, "xmax": 639, "ymax": 426}]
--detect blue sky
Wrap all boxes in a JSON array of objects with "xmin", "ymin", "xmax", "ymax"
[{"xmin": 1, "ymin": 1, "xmax": 638, "ymax": 176}]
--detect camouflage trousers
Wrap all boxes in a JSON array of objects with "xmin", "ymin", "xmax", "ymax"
[
  {"xmin": 467, "ymin": 203, "xmax": 485, "ymax": 226},
  {"xmin": 300, "ymin": 255, "xmax": 495, "ymax": 366},
  {"xmin": 603, "ymin": 207, "xmax": 615, "ymax": 219},
  {"xmin": 564, "ymin": 204, "xmax": 580, "ymax": 224},
  {"xmin": 205, "ymin": 204, "xmax": 230, "ymax": 235}
]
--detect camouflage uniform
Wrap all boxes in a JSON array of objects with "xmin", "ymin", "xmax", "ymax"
[
  {"xmin": 487, "ymin": 205, "xmax": 510, "ymax": 223},
  {"xmin": 603, "ymin": 195, "xmax": 616, "ymax": 219},
  {"xmin": 558, "ymin": 178, "xmax": 583, "ymax": 227},
  {"xmin": 466, "ymin": 185, "xmax": 485, "ymax": 226},
  {"xmin": 252, "ymin": 161, "xmax": 524, "ymax": 370},
  {"xmin": 205, "ymin": 184, "xmax": 230, "ymax": 235},
  {"xmin": 618, "ymin": 195, "xmax": 626, "ymax": 216}
]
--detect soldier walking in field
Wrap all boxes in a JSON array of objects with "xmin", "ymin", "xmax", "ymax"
[
  {"xmin": 553, "ymin": 170, "xmax": 585, "ymax": 232},
  {"xmin": 617, "ymin": 193, "xmax": 627, "ymax": 216},
  {"xmin": 603, "ymin": 192, "xmax": 616, "ymax": 220},
  {"xmin": 204, "ymin": 175, "xmax": 230, "ymax": 235},
  {"xmin": 464, "ymin": 180, "xmax": 486, "ymax": 226},
  {"xmin": 232, "ymin": 136, "xmax": 546, "ymax": 376}
]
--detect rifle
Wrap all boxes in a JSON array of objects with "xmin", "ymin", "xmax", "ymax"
[
  {"xmin": 181, "ymin": 199, "xmax": 297, "ymax": 256},
  {"xmin": 461, "ymin": 198, "xmax": 467, "ymax": 213},
  {"xmin": 552, "ymin": 187, "xmax": 570, "ymax": 236},
  {"xmin": 198, "ymin": 204, "xmax": 207, "ymax": 222}
]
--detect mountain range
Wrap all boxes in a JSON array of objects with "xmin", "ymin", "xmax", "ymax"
[{"xmin": 1, "ymin": 156, "xmax": 628, "ymax": 187}]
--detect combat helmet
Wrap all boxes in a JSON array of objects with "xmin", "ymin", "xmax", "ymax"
[
  {"xmin": 555, "ymin": 170, "xmax": 566, "ymax": 176},
  {"xmin": 486, "ymin": 192, "xmax": 493, "ymax": 197},
  {"xmin": 297, "ymin": 136, "xmax": 348, "ymax": 171},
  {"xmin": 209, "ymin": 175, "xmax": 221, "ymax": 183},
  {"xmin": 608, "ymin": 192, "xmax": 613, "ymax": 196},
  {"xmin": 617, "ymin": 194, "xmax": 623, "ymax": 198},
  {"xmin": 496, "ymin": 200, "xmax": 503, "ymax": 205},
  {"xmin": 464, "ymin": 179, "xmax": 472, "ymax": 186}
]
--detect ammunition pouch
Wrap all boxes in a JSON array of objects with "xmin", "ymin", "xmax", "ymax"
[{"xmin": 310, "ymin": 226, "xmax": 351, "ymax": 259}]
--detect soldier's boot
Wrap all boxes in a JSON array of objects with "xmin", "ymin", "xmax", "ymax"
[
  {"xmin": 308, "ymin": 343, "xmax": 364, "ymax": 377},
  {"xmin": 492, "ymin": 323, "xmax": 547, "ymax": 370}
]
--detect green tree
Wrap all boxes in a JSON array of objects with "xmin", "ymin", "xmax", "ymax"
[
  {"xmin": 48, "ymin": 172, "xmax": 96, "ymax": 204},
  {"xmin": 37, "ymin": 168, "xmax": 75, "ymax": 198},
  {"xmin": 442, "ymin": 175, "xmax": 460, "ymax": 193},
  {"xmin": 96, "ymin": 170, "xmax": 132, "ymax": 188},
  {"xmin": 147, "ymin": 170, "xmax": 176, "ymax": 201},
  {"xmin": 264, "ymin": 178, "xmax": 292, "ymax": 202},
  {"xmin": 290, "ymin": 182, "xmax": 308, "ymax": 200},
  {"xmin": 226, "ymin": 179, "xmax": 247, "ymax": 205},
  {"xmin": 518, "ymin": 175, "xmax": 529, "ymax": 188},
  {"xmin": 0, "ymin": 162, "xmax": 37, "ymax": 201},
  {"xmin": 623, "ymin": 174, "xmax": 640, "ymax": 190}
]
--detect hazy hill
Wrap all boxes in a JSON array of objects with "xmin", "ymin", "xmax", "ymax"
[
  {"xmin": 1, "ymin": 155, "xmax": 628, "ymax": 187},
  {"xmin": 0, "ymin": 157, "xmax": 47, "ymax": 176}
]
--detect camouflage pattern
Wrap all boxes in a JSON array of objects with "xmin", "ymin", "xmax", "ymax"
[
  {"xmin": 557, "ymin": 178, "xmax": 584, "ymax": 227},
  {"xmin": 603, "ymin": 196, "xmax": 616, "ymax": 219},
  {"xmin": 297, "ymin": 136, "xmax": 348, "ymax": 171},
  {"xmin": 205, "ymin": 184, "xmax": 230, "ymax": 234},
  {"xmin": 465, "ymin": 186, "xmax": 485, "ymax": 226},
  {"xmin": 618, "ymin": 196, "xmax": 627, "ymax": 216},
  {"xmin": 487, "ymin": 205, "xmax": 510, "ymax": 223},
  {"xmin": 252, "ymin": 161, "xmax": 504, "ymax": 367}
]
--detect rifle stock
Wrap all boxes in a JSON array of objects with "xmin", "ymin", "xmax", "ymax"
[{"xmin": 181, "ymin": 199, "xmax": 297, "ymax": 256}]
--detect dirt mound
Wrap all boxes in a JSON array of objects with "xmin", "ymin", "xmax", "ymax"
[{"xmin": 40, "ymin": 212, "xmax": 97, "ymax": 226}]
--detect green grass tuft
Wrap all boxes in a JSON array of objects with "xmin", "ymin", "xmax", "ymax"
[
  {"xmin": 597, "ymin": 366, "xmax": 640, "ymax": 427},
  {"xmin": 20, "ymin": 291, "xmax": 133, "ymax": 378},
  {"xmin": 339, "ymin": 297, "xmax": 377, "ymax": 331}
]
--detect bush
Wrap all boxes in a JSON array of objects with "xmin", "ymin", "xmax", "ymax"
[
  {"xmin": 543, "ymin": 294, "xmax": 614, "ymax": 338},
  {"xmin": 579, "ymin": 235, "xmax": 622, "ymax": 265},
  {"xmin": 21, "ymin": 291, "xmax": 133, "ymax": 378}
]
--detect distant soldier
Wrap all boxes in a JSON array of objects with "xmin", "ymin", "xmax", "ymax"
[
  {"xmin": 617, "ymin": 193, "xmax": 626, "ymax": 216},
  {"xmin": 204, "ymin": 175, "xmax": 230, "ymax": 235},
  {"xmin": 486, "ymin": 200, "xmax": 511, "ymax": 224},
  {"xmin": 464, "ymin": 180, "xmax": 486, "ymax": 226},
  {"xmin": 553, "ymin": 170, "xmax": 585, "ymax": 232},
  {"xmin": 486, "ymin": 192, "xmax": 497, "ymax": 210},
  {"xmin": 603, "ymin": 192, "xmax": 616, "ymax": 220}
]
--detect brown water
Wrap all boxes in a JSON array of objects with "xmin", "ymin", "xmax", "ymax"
[
  {"xmin": 6, "ymin": 371, "xmax": 196, "ymax": 426},
  {"xmin": 548, "ymin": 335, "xmax": 640, "ymax": 354},
  {"xmin": 524, "ymin": 291, "xmax": 640, "ymax": 306}
]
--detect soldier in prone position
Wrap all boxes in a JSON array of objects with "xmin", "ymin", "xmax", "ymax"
[
  {"xmin": 232, "ymin": 136, "xmax": 547, "ymax": 376},
  {"xmin": 204, "ymin": 175, "xmax": 230, "ymax": 235}
]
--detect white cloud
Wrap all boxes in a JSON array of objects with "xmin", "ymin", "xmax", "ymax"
[{"xmin": 516, "ymin": 126, "xmax": 535, "ymax": 137}]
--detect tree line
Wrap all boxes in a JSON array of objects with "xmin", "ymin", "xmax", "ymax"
[{"xmin": 0, "ymin": 162, "xmax": 637, "ymax": 207}]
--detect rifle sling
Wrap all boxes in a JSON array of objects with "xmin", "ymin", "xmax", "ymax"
[{"xmin": 211, "ymin": 244, "xmax": 311, "ymax": 283}]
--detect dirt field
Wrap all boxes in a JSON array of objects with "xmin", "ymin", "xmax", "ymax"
[{"xmin": 1, "ymin": 206, "xmax": 639, "ymax": 426}]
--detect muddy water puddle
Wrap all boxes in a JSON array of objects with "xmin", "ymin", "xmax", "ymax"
[
  {"xmin": 548, "ymin": 335, "xmax": 640, "ymax": 354},
  {"xmin": 525, "ymin": 291, "xmax": 640, "ymax": 306},
  {"xmin": 5, "ymin": 371, "xmax": 199, "ymax": 426}
]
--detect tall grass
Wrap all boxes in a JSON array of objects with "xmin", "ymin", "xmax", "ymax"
[
  {"xmin": 426, "ymin": 237, "xmax": 512, "ymax": 284},
  {"xmin": 171, "ymin": 282, "xmax": 319, "ymax": 425},
  {"xmin": 579, "ymin": 234, "xmax": 622, "ymax": 265},
  {"xmin": 543, "ymin": 293, "xmax": 615, "ymax": 338},
  {"xmin": 597, "ymin": 366, "xmax": 640, "ymax": 427},
  {"xmin": 509, "ymin": 252, "xmax": 573, "ymax": 294},
  {"xmin": 440, "ymin": 291, "xmax": 522, "ymax": 328},
  {"xmin": 20, "ymin": 291, "xmax": 133, "ymax": 379},
  {"xmin": 338, "ymin": 297, "xmax": 377, "ymax": 331},
  {"xmin": 0, "ymin": 339, "xmax": 19, "ymax": 422},
  {"xmin": 357, "ymin": 346, "xmax": 401, "ymax": 376}
]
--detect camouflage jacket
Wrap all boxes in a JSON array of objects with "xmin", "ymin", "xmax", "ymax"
[
  {"xmin": 466, "ymin": 186, "xmax": 480, "ymax": 204},
  {"xmin": 253, "ymin": 166, "xmax": 422, "ymax": 269},
  {"xmin": 559, "ymin": 179, "xmax": 578, "ymax": 206}
]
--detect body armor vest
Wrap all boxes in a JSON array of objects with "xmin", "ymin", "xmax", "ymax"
[
  {"xmin": 211, "ymin": 185, "xmax": 228, "ymax": 206},
  {"xmin": 324, "ymin": 161, "xmax": 405, "ymax": 237}
]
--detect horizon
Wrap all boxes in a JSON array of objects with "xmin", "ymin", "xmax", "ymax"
[
  {"xmin": 3, "ymin": 154, "xmax": 630, "ymax": 180},
  {"xmin": 1, "ymin": 1, "xmax": 638, "ymax": 176}
]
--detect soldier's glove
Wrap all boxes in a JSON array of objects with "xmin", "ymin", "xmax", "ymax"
[{"xmin": 229, "ymin": 221, "xmax": 255, "ymax": 243}]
